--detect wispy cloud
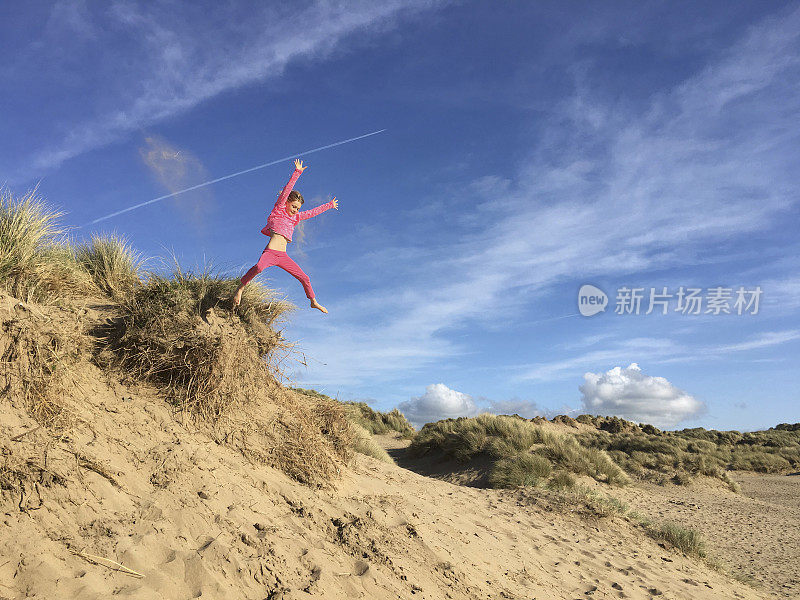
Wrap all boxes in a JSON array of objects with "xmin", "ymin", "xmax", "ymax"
[
  {"xmin": 514, "ymin": 338, "xmax": 684, "ymax": 383},
  {"xmin": 760, "ymin": 274, "xmax": 800, "ymax": 313},
  {"xmin": 713, "ymin": 330, "xmax": 800, "ymax": 353},
  {"xmin": 291, "ymin": 7, "xmax": 800, "ymax": 389},
  {"xmin": 138, "ymin": 134, "xmax": 213, "ymax": 231},
  {"xmin": 515, "ymin": 328, "xmax": 799, "ymax": 382},
  {"xmin": 12, "ymin": 1, "xmax": 441, "ymax": 181}
]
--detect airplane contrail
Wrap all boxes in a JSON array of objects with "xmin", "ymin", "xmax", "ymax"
[{"xmin": 82, "ymin": 128, "xmax": 386, "ymax": 227}]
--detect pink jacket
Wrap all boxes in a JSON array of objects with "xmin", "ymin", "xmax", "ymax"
[{"xmin": 261, "ymin": 168, "xmax": 336, "ymax": 242}]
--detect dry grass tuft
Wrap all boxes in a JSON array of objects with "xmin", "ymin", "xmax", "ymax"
[
  {"xmin": 0, "ymin": 295, "xmax": 87, "ymax": 428},
  {"xmin": 226, "ymin": 385, "xmax": 355, "ymax": 484},
  {"xmin": 0, "ymin": 188, "xmax": 95, "ymax": 303},
  {"xmin": 97, "ymin": 265, "xmax": 357, "ymax": 484},
  {"xmin": 74, "ymin": 232, "xmax": 143, "ymax": 299},
  {"xmin": 289, "ymin": 388, "xmax": 401, "ymax": 464},
  {"xmin": 648, "ymin": 521, "xmax": 706, "ymax": 557},
  {"xmin": 104, "ymin": 263, "xmax": 293, "ymax": 419}
]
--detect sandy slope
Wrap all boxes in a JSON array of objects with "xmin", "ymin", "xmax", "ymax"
[
  {"xmin": 0, "ymin": 378, "xmax": 775, "ymax": 600},
  {"xmin": 613, "ymin": 473, "xmax": 800, "ymax": 598}
]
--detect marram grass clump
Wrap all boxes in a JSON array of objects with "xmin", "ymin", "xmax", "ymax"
[
  {"xmin": 648, "ymin": 521, "xmax": 706, "ymax": 557},
  {"xmin": 489, "ymin": 453, "xmax": 552, "ymax": 488},
  {"xmin": 291, "ymin": 389, "xmax": 415, "ymax": 438},
  {"xmin": 74, "ymin": 232, "xmax": 143, "ymax": 299},
  {"xmin": 98, "ymin": 268, "xmax": 362, "ymax": 485},
  {"xmin": 0, "ymin": 188, "xmax": 95, "ymax": 302},
  {"xmin": 343, "ymin": 402, "xmax": 415, "ymax": 438},
  {"xmin": 105, "ymin": 264, "xmax": 293, "ymax": 419},
  {"xmin": 574, "ymin": 414, "xmax": 800, "ymax": 486},
  {"xmin": 290, "ymin": 389, "xmax": 412, "ymax": 463},
  {"xmin": 409, "ymin": 414, "xmax": 628, "ymax": 488},
  {"xmin": 350, "ymin": 423, "xmax": 394, "ymax": 464}
]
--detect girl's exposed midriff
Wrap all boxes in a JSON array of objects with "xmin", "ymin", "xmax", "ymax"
[{"xmin": 266, "ymin": 231, "xmax": 289, "ymax": 251}]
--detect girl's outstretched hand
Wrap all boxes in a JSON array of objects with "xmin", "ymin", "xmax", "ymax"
[
  {"xmin": 294, "ymin": 158, "xmax": 307, "ymax": 172},
  {"xmin": 331, "ymin": 197, "xmax": 339, "ymax": 209}
]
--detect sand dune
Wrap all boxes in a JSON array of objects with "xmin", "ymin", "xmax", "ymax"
[{"xmin": 1, "ymin": 377, "xmax": 777, "ymax": 599}]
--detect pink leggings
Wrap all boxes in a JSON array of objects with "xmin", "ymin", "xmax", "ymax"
[{"xmin": 240, "ymin": 248, "xmax": 315, "ymax": 299}]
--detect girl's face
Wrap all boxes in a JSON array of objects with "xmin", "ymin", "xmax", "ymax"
[{"xmin": 286, "ymin": 200, "xmax": 302, "ymax": 216}]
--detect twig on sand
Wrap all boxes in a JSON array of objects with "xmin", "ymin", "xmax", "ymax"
[
  {"xmin": 196, "ymin": 531, "xmax": 224, "ymax": 554},
  {"xmin": 72, "ymin": 549, "xmax": 144, "ymax": 578},
  {"xmin": 10, "ymin": 425, "xmax": 42, "ymax": 442}
]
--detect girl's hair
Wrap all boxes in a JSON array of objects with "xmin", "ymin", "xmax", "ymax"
[{"xmin": 288, "ymin": 190, "xmax": 304, "ymax": 205}]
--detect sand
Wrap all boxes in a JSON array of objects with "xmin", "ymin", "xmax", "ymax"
[
  {"xmin": 1, "ymin": 364, "xmax": 783, "ymax": 600},
  {"xmin": 612, "ymin": 472, "xmax": 800, "ymax": 598}
]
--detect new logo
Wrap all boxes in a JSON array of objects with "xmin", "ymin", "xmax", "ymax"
[{"xmin": 578, "ymin": 284, "xmax": 608, "ymax": 316}]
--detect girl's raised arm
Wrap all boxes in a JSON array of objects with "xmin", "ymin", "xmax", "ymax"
[
  {"xmin": 298, "ymin": 196, "xmax": 338, "ymax": 221},
  {"xmin": 274, "ymin": 159, "xmax": 307, "ymax": 209}
]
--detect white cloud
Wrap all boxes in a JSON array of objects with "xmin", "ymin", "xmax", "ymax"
[
  {"xmin": 579, "ymin": 363, "xmax": 705, "ymax": 427},
  {"xmin": 398, "ymin": 383, "xmax": 479, "ymax": 427}
]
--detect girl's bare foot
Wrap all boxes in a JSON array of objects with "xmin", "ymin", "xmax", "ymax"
[
  {"xmin": 232, "ymin": 287, "xmax": 244, "ymax": 306},
  {"xmin": 310, "ymin": 298, "xmax": 328, "ymax": 313}
]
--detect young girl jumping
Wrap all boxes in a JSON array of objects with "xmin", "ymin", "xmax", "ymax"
[{"xmin": 232, "ymin": 158, "xmax": 338, "ymax": 313}]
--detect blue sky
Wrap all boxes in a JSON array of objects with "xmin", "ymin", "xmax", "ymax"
[{"xmin": 3, "ymin": 1, "xmax": 799, "ymax": 430}]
